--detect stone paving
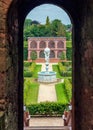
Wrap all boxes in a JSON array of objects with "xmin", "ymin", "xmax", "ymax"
[
  {"xmin": 29, "ymin": 63, "xmax": 64, "ymax": 128},
  {"xmin": 29, "ymin": 117, "xmax": 64, "ymax": 127}
]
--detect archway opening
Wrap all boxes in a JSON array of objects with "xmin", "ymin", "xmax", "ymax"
[{"xmin": 23, "ymin": 3, "xmax": 73, "ymax": 129}]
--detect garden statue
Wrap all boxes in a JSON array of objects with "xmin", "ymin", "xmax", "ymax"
[
  {"xmin": 44, "ymin": 47, "xmax": 50, "ymax": 64},
  {"xmin": 44, "ymin": 47, "xmax": 50, "ymax": 72},
  {"xmin": 38, "ymin": 47, "xmax": 56, "ymax": 83}
]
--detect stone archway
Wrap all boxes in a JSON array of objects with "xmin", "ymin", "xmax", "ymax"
[
  {"xmin": 48, "ymin": 40, "xmax": 55, "ymax": 48},
  {"xmin": 30, "ymin": 40, "xmax": 37, "ymax": 48},
  {"xmin": 39, "ymin": 41, "xmax": 46, "ymax": 48},
  {"xmin": 0, "ymin": 0, "xmax": 93, "ymax": 130}
]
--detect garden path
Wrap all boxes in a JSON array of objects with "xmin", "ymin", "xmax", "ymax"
[
  {"xmin": 29, "ymin": 117, "xmax": 64, "ymax": 126},
  {"xmin": 37, "ymin": 63, "xmax": 57, "ymax": 103}
]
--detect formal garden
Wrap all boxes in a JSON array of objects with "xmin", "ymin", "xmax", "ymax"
[
  {"xmin": 23, "ymin": 17, "xmax": 72, "ymax": 116},
  {"xmin": 24, "ymin": 61, "xmax": 72, "ymax": 116}
]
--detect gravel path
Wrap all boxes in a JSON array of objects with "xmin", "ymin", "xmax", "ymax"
[
  {"xmin": 29, "ymin": 117, "xmax": 64, "ymax": 126},
  {"xmin": 37, "ymin": 63, "xmax": 57, "ymax": 103}
]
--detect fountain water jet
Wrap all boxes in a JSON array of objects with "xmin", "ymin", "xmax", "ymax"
[{"xmin": 38, "ymin": 47, "xmax": 57, "ymax": 83}]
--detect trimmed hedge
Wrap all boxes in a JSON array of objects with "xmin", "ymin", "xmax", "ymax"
[
  {"xmin": 24, "ymin": 62, "xmax": 36, "ymax": 77},
  {"xmin": 58, "ymin": 62, "xmax": 72, "ymax": 77},
  {"xmin": 24, "ymin": 61, "xmax": 32, "ymax": 77},
  {"xmin": 27, "ymin": 102, "xmax": 67, "ymax": 116},
  {"xmin": 58, "ymin": 62, "xmax": 66, "ymax": 76},
  {"xmin": 62, "ymin": 61, "xmax": 72, "ymax": 66},
  {"xmin": 64, "ymin": 79, "xmax": 72, "ymax": 102},
  {"xmin": 30, "ymin": 62, "xmax": 36, "ymax": 76},
  {"xmin": 24, "ymin": 79, "xmax": 39, "ymax": 105},
  {"xmin": 24, "ymin": 61, "xmax": 32, "ymax": 67},
  {"xmin": 24, "ymin": 70, "xmax": 32, "ymax": 77}
]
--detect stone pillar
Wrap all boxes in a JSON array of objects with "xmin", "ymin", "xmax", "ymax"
[
  {"xmin": 28, "ymin": 51, "xmax": 31, "ymax": 60},
  {"xmin": 37, "ymin": 41, "xmax": 39, "ymax": 49},
  {"xmin": 55, "ymin": 51, "xmax": 57, "ymax": 59},
  {"xmin": 46, "ymin": 41, "xmax": 48, "ymax": 47},
  {"xmin": 37, "ymin": 51, "xmax": 40, "ymax": 58},
  {"xmin": 28, "ymin": 39, "xmax": 31, "ymax": 49},
  {"xmin": 55, "ymin": 41, "xmax": 58, "ymax": 49}
]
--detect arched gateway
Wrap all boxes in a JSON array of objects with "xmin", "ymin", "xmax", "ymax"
[
  {"xmin": 0, "ymin": 0, "xmax": 93, "ymax": 130},
  {"xmin": 28, "ymin": 37, "xmax": 66, "ymax": 62}
]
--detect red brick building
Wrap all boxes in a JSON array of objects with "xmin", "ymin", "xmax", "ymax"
[{"xmin": 28, "ymin": 37, "xmax": 66, "ymax": 62}]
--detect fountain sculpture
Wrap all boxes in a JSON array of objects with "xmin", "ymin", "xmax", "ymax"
[{"xmin": 38, "ymin": 47, "xmax": 57, "ymax": 83}]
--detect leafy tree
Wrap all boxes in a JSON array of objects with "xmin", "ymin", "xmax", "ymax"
[
  {"xmin": 31, "ymin": 20, "xmax": 40, "ymax": 25},
  {"xmin": 65, "ymin": 24, "xmax": 72, "ymax": 30},
  {"xmin": 66, "ymin": 47, "xmax": 72, "ymax": 60},
  {"xmin": 24, "ymin": 27, "xmax": 32, "ymax": 40},
  {"xmin": 51, "ymin": 19, "xmax": 66, "ymax": 36},
  {"xmin": 66, "ymin": 32, "xmax": 72, "ymax": 40},
  {"xmin": 24, "ymin": 19, "xmax": 32, "ymax": 29},
  {"xmin": 59, "ymin": 52, "xmax": 66, "ymax": 60},
  {"xmin": 30, "ymin": 51, "xmax": 37, "ymax": 61},
  {"xmin": 24, "ymin": 18, "xmax": 67, "ymax": 38}
]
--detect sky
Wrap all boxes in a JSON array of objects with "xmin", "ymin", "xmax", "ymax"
[{"xmin": 26, "ymin": 4, "xmax": 71, "ymax": 25}]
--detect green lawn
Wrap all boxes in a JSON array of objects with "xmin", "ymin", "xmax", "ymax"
[
  {"xmin": 24, "ymin": 64, "xmax": 41, "ymax": 105},
  {"xmin": 33, "ymin": 65, "xmax": 42, "ymax": 78},
  {"xmin": 52, "ymin": 65, "xmax": 62, "ymax": 79},
  {"xmin": 55, "ymin": 83, "xmax": 68, "ymax": 104},
  {"xmin": 24, "ymin": 78, "xmax": 39, "ymax": 105}
]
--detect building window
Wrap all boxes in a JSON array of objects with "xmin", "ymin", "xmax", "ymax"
[
  {"xmin": 30, "ymin": 40, "xmax": 37, "ymax": 48},
  {"xmin": 57, "ymin": 41, "xmax": 64, "ymax": 48},
  {"xmin": 48, "ymin": 40, "xmax": 55, "ymax": 48},
  {"xmin": 39, "ymin": 41, "xmax": 46, "ymax": 48}
]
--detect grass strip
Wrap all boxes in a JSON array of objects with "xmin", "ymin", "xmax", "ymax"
[{"xmin": 55, "ymin": 83, "xmax": 68, "ymax": 104}]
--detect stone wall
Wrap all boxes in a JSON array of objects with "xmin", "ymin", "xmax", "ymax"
[
  {"xmin": 0, "ymin": 0, "xmax": 93, "ymax": 130},
  {"xmin": 0, "ymin": 0, "xmax": 19, "ymax": 130}
]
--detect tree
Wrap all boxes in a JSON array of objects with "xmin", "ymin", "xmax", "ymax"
[
  {"xmin": 51, "ymin": 19, "xmax": 66, "ymax": 36},
  {"xmin": 59, "ymin": 52, "xmax": 66, "ymax": 60},
  {"xmin": 30, "ymin": 51, "xmax": 37, "ymax": 61},
  {"xmin": 46, "ymin": 16, "xmax": 50, "ymax": 25},
  {"xmin": 24, "ymin": 19, "xmax": 32, "ymax": 29}
]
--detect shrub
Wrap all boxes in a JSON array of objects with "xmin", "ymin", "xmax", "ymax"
[
  {"xmin": 29, "ymin": 62, "xmax": 36, "ymax": 76},
  {"xmin": 52, "ymin": 65, "xmax": 62, "ymax": 78},
  {"xmin": 64, "ymin": 79, "xmax": 72, "ymax": 102},
  {"xmin": 59, "ymin": 52, "xmax": 66, "ymax": 60},
  {"xmin": 30, "ymin": 51, "xmax": 37, "ymax": 61},
  {"xmin": 58, "ymin": 62, "xmax": 66, "ymax": 76},
  {"xmin": 66, "ymin": 47, "xmax": 72, "ymax": 60},
  {"xmin": 24, "ymin": 70, "xmax": 32, "ymax": 77},
  {"xmin": 58, "ymin": 62, "xmax": 72, "ymax": 77},
  {"xmin": 27, "ymin": 102, "xmax": 67, "ymax": 116},
  {"xmin": 24, "ymin": 61, "xmax": 32, "ymax": 67},
  {"xmin": 62, "ymin": 61, "xmax": 72, "ymax": 66},
  {"xmin": 24, "ymin": 79, "xmax": 39, "ymax": 105}
]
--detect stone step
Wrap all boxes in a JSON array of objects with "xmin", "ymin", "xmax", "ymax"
[{"xmin": 25, "ymin": 126, "xmax": 69, "ymax": 130}]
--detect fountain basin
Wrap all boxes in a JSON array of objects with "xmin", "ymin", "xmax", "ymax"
[{"xmin": 38, "ymin": 71, "xmax": 57, "ymax": 83}]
